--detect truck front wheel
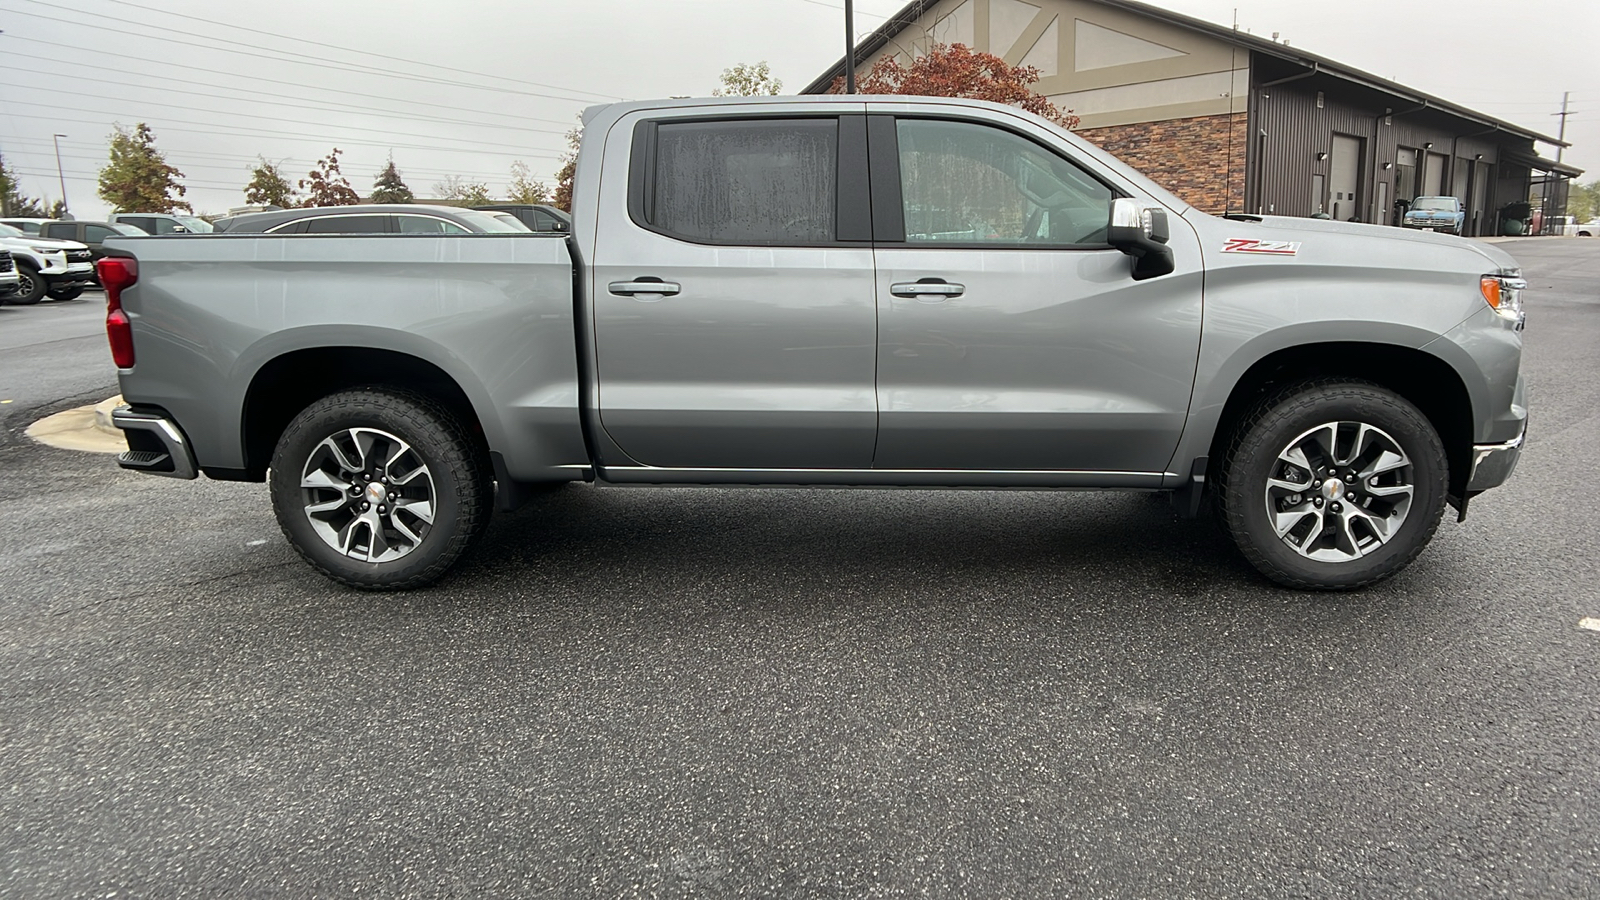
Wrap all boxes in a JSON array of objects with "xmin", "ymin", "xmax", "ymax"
[
  {"xmin": 1216, "ymin": 380, "xmax": 1448, "ymax": 590},
  {"xmin": 269, "ymin": 388, "xmax": 491, "ymax": 590}
]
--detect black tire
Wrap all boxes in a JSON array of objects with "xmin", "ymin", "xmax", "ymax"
[
  {"xmin": 10, "ymin": 264, "xmax": 46, "ymax": 304},
  {"xmin": 46, "ymin": 286, "xmax": 85, "ymax": 301},
  {"xmin": 1215, "ymin": 380, "xmax": 1448, "ymax": 590},
  {"xmin": 270, "ymin": 388, "xmax": 492, "ymax": 590}
]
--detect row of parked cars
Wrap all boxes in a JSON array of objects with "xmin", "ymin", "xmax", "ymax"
[{"xmin": 0, "ymin": 203, "xmax": 572, "ymax": 306}]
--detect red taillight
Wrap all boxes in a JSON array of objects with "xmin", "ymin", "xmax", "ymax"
[{"xmin": 98, "ymin": 258, "xmax": 137, "ymax": 368}]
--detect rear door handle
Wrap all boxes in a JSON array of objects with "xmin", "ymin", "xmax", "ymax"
[
  {"xmin": 890, "ymin": 280, "xmax": 965, "ymax": 299},
  {"xmin": 608, "ymin": 280, "xmax": 681, "ymax": 297}
]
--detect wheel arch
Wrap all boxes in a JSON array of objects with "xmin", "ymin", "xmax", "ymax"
[
  {"xmin": 1203, "ymin": 341, "xmax": 1476, "ymax": 497},
  {"xmin": 240, "ymin": 345, "xmax": 493, "ymax": 481}
]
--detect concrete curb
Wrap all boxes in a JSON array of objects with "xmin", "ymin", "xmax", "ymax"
[
  {"xmin": 26, "ymin": 396, "xmax": 127, "ymax": 454},
  {"xmin": 93, "ymin": 395, "xmax": 124, "ymax": 437}
]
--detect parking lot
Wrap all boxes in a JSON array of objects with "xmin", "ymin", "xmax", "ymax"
[{"xmin": 2, "ymin": 238, "xmax": 1597, "ymax": 897}]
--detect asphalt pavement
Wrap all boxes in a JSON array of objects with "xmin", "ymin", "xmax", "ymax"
[{"xmin": 1, "ymin": 245, "xmax": 1597, "ymax": 898}]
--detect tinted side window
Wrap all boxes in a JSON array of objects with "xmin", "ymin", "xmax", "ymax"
[
  {"xmin": 152, "ymin": 218, "xmax": 183, "ymax": 235},
  {"xmin": 301, "ymin": 215, "xmax": 390, "ymax": 234},
  {"xmin": 532, "ymin": 211, "xmax": 557, "ymax": 230},
  {"xmin": 42, "ymin": 223, "xmax": 78, "ymax": 239},
  {"xmin": 894, "ymin": 119, "xmax": 1114, "ymax": 246},
  {"xmin": 645, "ymin": 118, "xmax": 837, "ymax": 245},
  {"xmin": 397, "ymin": 216, "xmax": 468, "ymax": 234},
  {"xmin": 120, "ymin": 218, "xmax": 154, "ymax": 234},
  {"xmin": 84, "ymin": 225, "xmax": 118, "ymax": 242}
]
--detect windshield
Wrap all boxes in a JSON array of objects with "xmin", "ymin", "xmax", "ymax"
[
  {"xmin": 0, "ymin": 223, "xmax": 22, "ymax": 237},
  {"xmin": 454, "ymin": 210, "xmax": 527, "ymax": 233},
  {"xmin": 111, "ymin": 222, "xmax": 149, "ymax": 235},
  {"xmin": 173, "ymin": 215, "xmax": 214, "ymax": 233},
  {"xmin": 1411, "ymin": 197, "xmax": 1459, "ymax": 211}
]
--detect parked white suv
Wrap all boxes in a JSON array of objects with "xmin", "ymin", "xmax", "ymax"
[{"xmin": 0, "ymin": 222, "xmax": 97, "ymax": 304}]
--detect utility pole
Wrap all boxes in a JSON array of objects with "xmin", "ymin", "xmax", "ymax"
[
  {"xmin": 52, "ymin": 133, "xmax": 69, "ymax": 216},
  {"xmin": 1554, "ymin": 91, "xmax": 1572, "ymax": 163},
  {"xmin": 844, "ymin": 0, "xmax": 856, "ymax": 94}
]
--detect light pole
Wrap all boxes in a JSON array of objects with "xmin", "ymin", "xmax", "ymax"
[
  {"xmin": 844, "ymin": 0, "xmax": 856, "ymax": 94},
  {"xmin": 51, "ymin": 133, "xmax": 69, "ymax": 217}
]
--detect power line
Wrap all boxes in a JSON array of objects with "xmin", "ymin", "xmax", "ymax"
[
  {"xmin": 0, "ymin": 39, "xmax": 583, "ymax": 130},
  {"xmin": 96, "ymin": 0, "xmax": 621, "ymax": 102},
  {"xmin": 0, "ymin": 110, "xmax": 564, "ymax": 161},
  {"xmin": 5, "ymin": 148, "xmax": 532, "ymax": 187},
  {"xmin": 0, "ymin": 64, "xmax": 573, "ymax": 141},
  {"xmin": 0, "ymin": 2, "xmax": 617, "ymax": 107},
  {"xmin": 794, "ymin": 0, "xmax": 888, "ymax": 18},
  {"xmin": 11, "ymin": 142, "xmax": 547, "ymax": 185},
  {"xmin": 0, "ymin": 97, "xmax": 566, "ymax": 157},
  {"xmin": 1, "ymin": 135, "xmax": 563, "ymax": 184}
]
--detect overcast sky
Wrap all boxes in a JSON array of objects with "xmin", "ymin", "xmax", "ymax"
[{"xmin": 1, "ymin": 0, "xmax": 1594, "ymax": 220}]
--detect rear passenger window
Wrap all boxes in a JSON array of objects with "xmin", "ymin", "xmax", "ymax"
[
  {"xmin": 85, "ymin": 225, "xmax": 117, "ymax": 243},
  {"xmin": 640, "ymin": 118, "xmax": 837, "ymax": 245},
  {"xmin": 397, "ymin": 216, "xmax": 469, "ymax": 234},
  {"xmin": 301, "ymin": 215, "xmax": 389, "ymax": 234},
  {"xmin": 42, "ymin": 223, "xmax": 77, "ymax": 239}
]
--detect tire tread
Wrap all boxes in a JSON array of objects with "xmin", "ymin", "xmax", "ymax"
[{"xmin": 1215, "ymin": 378, "xmax": 1447, "ymax": 590}]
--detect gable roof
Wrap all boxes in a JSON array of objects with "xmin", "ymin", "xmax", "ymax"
[{"xmin": 801, "ymin": 0, "xmax": 1568, "ymax": 149}]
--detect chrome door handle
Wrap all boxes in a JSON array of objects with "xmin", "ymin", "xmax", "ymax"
[
  {"xmin": 608, "ymin": 280, "xmax": 681, "ymax": 297},
  {"xmin": 890, "ymin": 280, "xmax": 965, "ymax": 299}
]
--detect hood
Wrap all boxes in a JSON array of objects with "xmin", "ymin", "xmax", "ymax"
[
  {"xmin": 0, "ymin": 234, "xmax": 90, "ymax": 251},
  {"xmin": 1189, "ymin": 213, "xmax": 1518, "ymax": 274}
]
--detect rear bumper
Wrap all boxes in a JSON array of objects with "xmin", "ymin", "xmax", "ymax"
[
  {"xmin": 1466, "ymin": 421, "xmax": 1525, "ymax": 492},
  {"xmin": 111, "ymin": 406, "xmax": 198, "ymax": 479}
]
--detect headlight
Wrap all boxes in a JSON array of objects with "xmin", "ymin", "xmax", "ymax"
[
  {"xmin": 1480, "ymin": 273, "xmax": 1526, "ymax": 320},
  {"xmin": 29, "ymin": 246, "xmax": 64, "ymax": 255}
]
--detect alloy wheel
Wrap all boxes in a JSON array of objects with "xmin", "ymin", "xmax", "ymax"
[
  {"xmin": 1262, "ymin": 420, "xmax": 1415, "ymax": 563},
  {"xmin": 301, "ymin": 427, "xmax": 437, "ymax": 563}
]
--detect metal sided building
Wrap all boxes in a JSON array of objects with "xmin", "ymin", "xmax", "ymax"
[{"xmin": 803, "ymin": 0, "xmax": 1580, "ymax": 236}]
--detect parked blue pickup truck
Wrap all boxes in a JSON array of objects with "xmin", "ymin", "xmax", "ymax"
[
  {"xmin": 1402, "ymin": 196, "xmax": 1467, "ymax": 235},
  {"xmin": 99, "ymin": 96, "xmax": 1527, "ymax": 592}
]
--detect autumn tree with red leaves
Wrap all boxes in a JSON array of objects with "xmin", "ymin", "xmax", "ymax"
[
  {"xmin": 298, "ymin": 148, "xmax": 361, "ymax": 207},
  {"xmin": 831, "ymin": 43, "xmax": 1078, "ymax": 129}
]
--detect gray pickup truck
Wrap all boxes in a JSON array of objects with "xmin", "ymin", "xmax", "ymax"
[{"xmin": 100, "ymin": 96, "xmax": 1527, "ymax": 591}]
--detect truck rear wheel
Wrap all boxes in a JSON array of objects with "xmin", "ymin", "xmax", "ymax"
[
  {"xmin": 1215, "ymin": 380, "xmax": 1448, "ymax": 590},
  {"xmin": 269, "ymin": 388, "xmax": 491, "ymax": 590}
]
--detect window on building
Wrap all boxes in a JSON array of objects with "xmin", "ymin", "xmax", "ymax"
[
  {"xmin": 894, "ymin": 118, "xmax": 1113, "ymax": 246},
  {"xmin": 646, "ymin": 118, "xmax": 838, "ymax": 245}
]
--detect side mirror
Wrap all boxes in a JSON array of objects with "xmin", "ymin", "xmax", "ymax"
[
  {"xmin": 171, "ymin": 225, "xmax": 189, "ymax": 234},
  {"xmin": 1107, "ymin": 197, "xmax": 1174, "ymax": 280},
  {"xmin": 552, "ymin": 220, "xmax": 570, "ymax": 233}
]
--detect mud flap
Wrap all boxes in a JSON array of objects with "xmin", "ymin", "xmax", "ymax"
[{"xmin": 1169, "ymin": 456, "xmax": 1209, "ymax": 519}]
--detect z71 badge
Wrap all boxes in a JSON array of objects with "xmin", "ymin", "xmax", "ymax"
[{"xmin": 1222, "ymin": 238, "xmax": 1302, "ymax": 256}]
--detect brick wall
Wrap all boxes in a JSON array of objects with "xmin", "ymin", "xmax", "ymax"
[{"xmin": 1076, "ymin": 113, "xmax": 1249, "ymax": 214}]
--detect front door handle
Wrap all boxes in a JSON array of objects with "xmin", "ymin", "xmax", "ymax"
[
  {"xmin": 608, "ymin": 279, "xmax": 681, "ymax": 297},
  {"xmin": 890, "ymin": 280, "xmax": 965, "ymax": 299}
]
